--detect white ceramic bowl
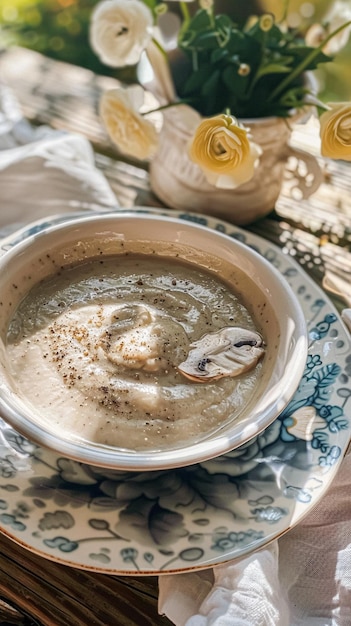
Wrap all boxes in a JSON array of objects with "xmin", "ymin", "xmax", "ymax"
[{"xmin": 0, "ymin": 211, "xmax": 308, "ymax": 470}]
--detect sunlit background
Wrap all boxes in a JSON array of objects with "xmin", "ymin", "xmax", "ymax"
[{"xmin": 0, "ymin": 0, "xmax": 350, "ymax": 100}]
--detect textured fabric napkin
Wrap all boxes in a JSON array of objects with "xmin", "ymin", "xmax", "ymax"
[
  {"xmin": 158, "ymin": 448, "xmax": 351, "ymax": 626},
  {"xmin": 0, "ymin": 81, "xmax": 117, "ymax": 230}
]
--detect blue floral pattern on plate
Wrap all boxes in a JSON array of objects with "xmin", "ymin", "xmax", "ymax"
[{"xmin": 0, "ymin": 208, "xmax": 350, "ymax": 575}]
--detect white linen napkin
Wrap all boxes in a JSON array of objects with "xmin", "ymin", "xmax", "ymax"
[
  {"xmin": 159, "ymin": 543, "xmax": 290, "ymax": 626},
  {"xmin": 158, "ymin": 448, "xmax": 351, "ymax": 626},
  {"xmin": 0, "ymin": 81, "xmax": 117, "ymax": 229}
]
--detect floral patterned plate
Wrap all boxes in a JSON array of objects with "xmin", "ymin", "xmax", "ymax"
[{"xmin": 0, "ymin": 208, "xmax": 350, "ymax": 575}]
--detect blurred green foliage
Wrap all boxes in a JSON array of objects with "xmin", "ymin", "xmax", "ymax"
[
  {"xmin": 0, "ymin": 0, "xmax": 350, "ymax": 100},
  {"xmin": 0, "ymin": 0, "xmax": 136, "ymax": 81},
  {"xmin": 259, "ymin": 0, "xmax": 351, "ymax": 101}
]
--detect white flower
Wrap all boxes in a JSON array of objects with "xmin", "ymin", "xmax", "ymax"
[
  {"xmin": 305, "ymin": 23, "xmax": 327, "ymax": 48},
  {"xmin": 305, "ymin": 2, "xmax": 351, "ymax": 55},
  {"xmin": 90, "ymin": 0, "xmax": 153, "ymax": 68},
  {"xmin": 323, "ymin": 1, "xmax": 351, "ymax": 55},
  {"xmin": 100, "ymin": 86, "xmax": 159, "ymax": 160}
]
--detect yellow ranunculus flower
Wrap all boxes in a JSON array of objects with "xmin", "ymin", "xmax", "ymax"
[
  {"xmin": 100, "ymin": 86, "xmax": 159, "ymax": 160},
  {"xmin": 189, "ymin": 115, "xmax": 262, "ymax": 189},
  {"xmin": 320, "ymin": 103, "xmax": 351, "ymax": 162}
]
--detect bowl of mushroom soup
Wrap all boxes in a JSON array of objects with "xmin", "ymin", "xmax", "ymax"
[{"xmin": 0, "ymin": 211, "xmax": 308, "ymax": 470}]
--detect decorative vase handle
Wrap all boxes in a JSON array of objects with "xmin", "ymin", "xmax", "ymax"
[{"xmin": 283, "ymin": 146, "xmax": 324, "ymax": 199}]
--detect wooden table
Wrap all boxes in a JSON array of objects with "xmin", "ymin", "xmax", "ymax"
[{"xmin": 0, "ymin": 46, "xmax": 350, "ymax": 626}]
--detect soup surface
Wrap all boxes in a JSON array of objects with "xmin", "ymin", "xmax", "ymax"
[{"xmin": 7, "ymin": 254, "xmax": 264, "ymax": 450}]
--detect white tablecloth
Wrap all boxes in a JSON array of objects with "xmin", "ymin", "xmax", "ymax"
[{"xmin": 158, "ymin": 450, "xmax": 351, "ymax": 626}]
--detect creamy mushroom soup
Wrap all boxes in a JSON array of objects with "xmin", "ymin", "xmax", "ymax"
[{"xmin": 6, "ymin": 254, "xmax": 265, "ymax": 450}]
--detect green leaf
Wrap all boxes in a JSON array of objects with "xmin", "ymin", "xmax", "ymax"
[
  {"xmin": 255, "ymin": 63, "xmax": 292, "ymax": 80},
  {"xmin": 185, "ymin": 8, "xmax": 212, "ymax": 32},
  {"xmin": 141, "ymin": 0, "xmax": 158, "ymax": 11},
  {"xmin": 179, "ymin": 28, "xmax": 196, "ymax": 49},
  {"xmin": 246, "ymin": 21, "xmax": 283, "ymax": 46},
  {"xmin": 179, "ymin": 11, "xmax": 235, "ymax": 53},
  {"xmin": 226, "ymin": 29, "xmax": 248, "ymax": 54},
  {"xmin": 214, "ymin": 13, "xmax": 233, "ymax": 40},
  {"xmin": 181, "ymin": 65, "xmax": 214, "ymax": 96},
  {"xmin": 226, "ymin": 30, "xmax": 262, "ymax": 65},
  {"xmin": 279, "ymin": 86, "xmax": 309, "ymax": 108},
  {"xmin": 222, "ymin": 66, "xmax": 249, "ymax": 98},
  {"xmin": 178, "ymin": 9, "xmax": 212, "ymax": 49},
  {"xmin": 190, "ymin": 31, "xmax": 221, "ymax": 50},
  {"xmin": 202, "ymin": 69, "xmax": 220, "ymax": 96},
  {"xmin": 268, "ymin": 54, "xmax": 295, "ymax": 66},
  {"xmin": 211, "ymin": 48, "xmax": 228, "ymax": 64},
  {"xmin": 286, "ymin": 46, "xmax": 332, "ymax": 69}
]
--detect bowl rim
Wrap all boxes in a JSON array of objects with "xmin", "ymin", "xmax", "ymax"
[{"xmin": 0, "ymin": 211, "xmax": 308, "ymax": 470}]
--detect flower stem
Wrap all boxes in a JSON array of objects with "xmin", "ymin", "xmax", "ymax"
[
  {"xmin": 280, "ymin": 0, "xmax": 290, "ymax": 24},
  {"xmin": 268, "ymin": 20, "xmax": 351, "ymax": 102},
  {"xmin": 192, "ymin": 49, "xmax": 199, "ymax": 72},
  {"xmin": 179, "ymin": 1, "xmax": 191, "ymax": 23},
  {"xmin": 143, "ymin": 100, "xmax": 191, "ymax": 116},
  {"xmin": 151, "ymin": 36, "xmax": 167, "ymax": 58}
]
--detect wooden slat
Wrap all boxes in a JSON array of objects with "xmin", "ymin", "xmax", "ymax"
[
  {"xmin": 0, "ymin": 597, "xmax": 33, "ymax": 625},
  {"xmin": 0, "ymin": 532, "xmax": 171, "ymax": 626}
]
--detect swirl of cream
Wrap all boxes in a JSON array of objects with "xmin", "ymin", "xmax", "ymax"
[{"xmin": 98, "ymin": 304, "xmax": 190, "ymax": 372}]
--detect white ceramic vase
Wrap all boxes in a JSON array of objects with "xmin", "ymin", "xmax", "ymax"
[{"xmin": 149, "ymin": 106, "xmax": 323, "ymax": 226}]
